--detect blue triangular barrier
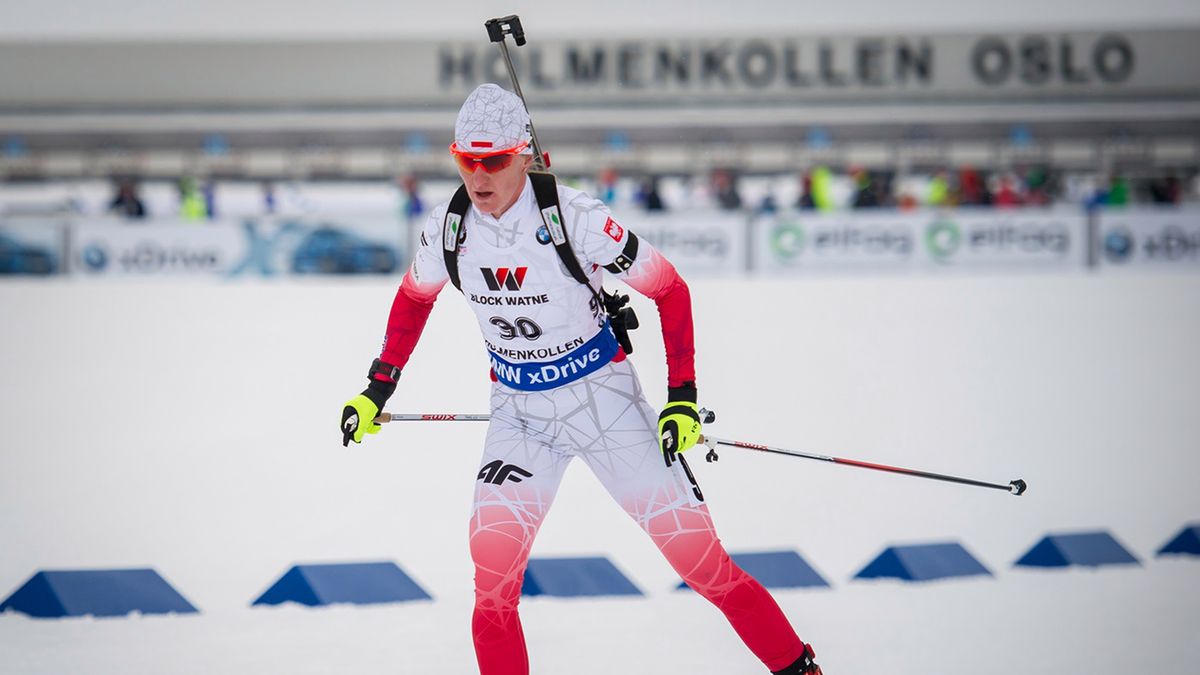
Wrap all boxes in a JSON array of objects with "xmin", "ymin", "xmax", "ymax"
[
  {"xmin": 252, "ymin": 561, "xmax": 432, "ymax": 607},
  {"xmin": 1015, "ymin": 531, "xmax": 1139, "ymax": 568},
  {"xmin": 676, "ymin": 550, "xmax": 829, "ymax": 590},
  {"xmin": 0, "ymin": 569, "xmax": 198, "ymax": 618},
  {"xmin": 1157, "ymin": 524, "xmax": 1200, "ymax": 557},
  {"xmin": 854, "ymin": 542, "xmax": 991, "ymax": 582},
  {"xmin": 522, "ymin": 557, "xmax": 643, "ymax": 597}
]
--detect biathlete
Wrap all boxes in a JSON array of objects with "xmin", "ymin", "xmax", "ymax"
[{"xmin": 341, "ymin": 83, "xmax": 823, "ymax": 675}]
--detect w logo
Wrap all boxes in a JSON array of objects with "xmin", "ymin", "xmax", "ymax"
[
  {"xmin": 480, "ymin": 267, "xmax": 528, "ymax": 291},
  {"xmin": 477, "ymin": 460, "xmax": 534, "ymax": 485}
]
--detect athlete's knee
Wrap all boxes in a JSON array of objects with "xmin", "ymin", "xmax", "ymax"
[
  {"xmin": 650, "ymin": 527, "xmax": 752, "ymax": 597},
  {"xmin": 469, "ymin": 508, "xmax": 537, "ymax": 593}
]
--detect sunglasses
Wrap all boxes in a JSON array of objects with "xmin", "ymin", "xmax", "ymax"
[{"xmin": 449, "ymin": 141, "xmax": 530, "ymax": 174}]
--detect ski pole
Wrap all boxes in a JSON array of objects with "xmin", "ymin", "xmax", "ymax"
[
  {"xmin": 374, "ymin": 412, "xmax": 491, "ymax": 423},
  {"xmin": 375, "ymin": 410, "xmax": 1025, "ymax": 495},
  {"xmin": 373, "ymin": 408, "xmax": 715, "ymax": 425},
  {"xmin": 483, "ymin": 14, "xmax": 549, "ymax": 170},
  {"xmin": 697, "ymin": 434, "xmax": 1027, "ymax": 496}
]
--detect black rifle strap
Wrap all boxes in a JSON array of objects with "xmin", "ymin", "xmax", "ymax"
[
  {"xmin": 529, "ymin": 171, "xmax": 607, "ymax": 310},
  {"xmin": 528, "ymin": 172, "xmax": 593, "ymax": 289},
  {"xmin": 440, "ymin": 172, "xmax": 637, "ymax": 354},
  {"xmin": 442, "ymin": 184, "xmax": 472, "ymax": 292},
  {"xmin": 441, "ymin": 172, "xmax": 602, "ymax": 305}
]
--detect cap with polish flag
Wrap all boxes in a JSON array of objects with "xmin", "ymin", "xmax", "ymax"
[{"xmin": 454, "ymin": 84, "xmax": 533, "ymax": 155}]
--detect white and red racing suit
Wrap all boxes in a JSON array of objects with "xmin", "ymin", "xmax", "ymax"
[{"xmin": 374, "ymin": 177, "xmax": 808, "ymax": 674}]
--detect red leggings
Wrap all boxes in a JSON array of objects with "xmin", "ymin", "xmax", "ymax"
[{"xmin": 469, "ymin": 362, "xmax": 807, "ymax": 674}]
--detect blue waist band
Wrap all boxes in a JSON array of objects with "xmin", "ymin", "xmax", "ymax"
[{"xmin": 489, "ymin": 323, "xmax": 619, "ymax": 391}]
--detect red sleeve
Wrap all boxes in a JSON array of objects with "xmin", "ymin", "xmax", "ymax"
[
  {"xmin": 375, "ymin": 269, "xmax": 445, "ymax": 382},
  {"xmin": 622, "ymin": 249, "xmax": 696, "ymax": 388}
]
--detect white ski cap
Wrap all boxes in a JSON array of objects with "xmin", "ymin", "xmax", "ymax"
[{"xmin": 454, "ymin": 84, "xmax": 532, "ymax": 154}]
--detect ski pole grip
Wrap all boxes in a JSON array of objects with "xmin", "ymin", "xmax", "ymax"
[{"xmin": 485, "ymin": 15, "xmax": 526, "ymax": 46}]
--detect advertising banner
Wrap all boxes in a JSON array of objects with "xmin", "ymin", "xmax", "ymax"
[
  {"xmin": 756, "ymin": 209, "xmax": 1086, "ymax": 273},
  {"xmin": 0, "ymin": 219, "xmax": 65, "ymax": 275},
  {"xmin": 69, "ymin": 217, "xmax": 406, "ymax": 278},
  {"xmin": 756, "ymin": 211, "xmax": 919, "ymax": 273},
  {"xmin": 618, "ymin": 210, "xmax": 744, "ymax": 277},
  {"xmin": 71, "ymin": 219, "xmax": 244, "ymax": 277},
  {"xmin": 1096, "ymin": 208, "xmax": 1200, "ymax": 268},
  {"xmin": 919, "ymin": 210, "xmax": 1083, "ymax": 268},
  {"xmin": 20, "ymin": 208, "xmax": 1199, "ymax": 279}
]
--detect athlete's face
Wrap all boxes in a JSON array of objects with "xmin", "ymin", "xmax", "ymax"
[{"xmin": 457, "ymin": 154, "xmax": 533, "ymax": 218}]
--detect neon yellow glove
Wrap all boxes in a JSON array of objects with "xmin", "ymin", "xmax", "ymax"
[
  {"xmin": 657, "ymin": 385, "xmax": 701, "ymax": 467},
  {"xmin": 340, "ymin": 360, "xmax": 398, "ymax": 446},
  {"xmin": 341, "ymin": 394, "xmax": 384, "ymax": 446}
]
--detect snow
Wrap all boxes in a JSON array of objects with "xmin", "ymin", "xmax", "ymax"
[{"xmin": 1, "ymin": 272, "xmax": 1198, "ymax": 674}]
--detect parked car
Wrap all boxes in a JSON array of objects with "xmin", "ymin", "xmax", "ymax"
[
  {"xmin": 291, "ymin": 226, "xmax": 398, "ymax": 274},
  {"xmin": 0, "ymin": 233, "xmax": 56, "ymax": 275}
]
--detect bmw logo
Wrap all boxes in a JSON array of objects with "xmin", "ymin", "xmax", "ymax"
[
  {"xmin": 1103, "ymin": 229, "xmax": 1133, "ymax": 263},
  {"xmin": 81, "ymin": 244, "xmax": 108, "ymax": 271},
  {"xmin": 535, "ymin": 224, "xmax": 552, "ymax": 245}
]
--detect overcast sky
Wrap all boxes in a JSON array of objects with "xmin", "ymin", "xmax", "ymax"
[{"xmin": 2, "ymin": 0, "xmax": 1199, "ymax": 40}]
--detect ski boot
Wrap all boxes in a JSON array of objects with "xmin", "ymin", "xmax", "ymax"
[{"xmin": 772, "ymin": 643, "xmax": 823, "ymax": 674}]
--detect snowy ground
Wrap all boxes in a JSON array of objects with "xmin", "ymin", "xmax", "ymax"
[
  {"xmin": 1, "ymin": 563, "xmax": 1197, "ymax": 675},
  {"xmin": 1, "ymin": 272, "xmax": 1198, "ymax": 674}
]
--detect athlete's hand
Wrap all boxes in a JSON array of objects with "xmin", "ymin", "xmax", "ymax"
[
  {"xmin": 341, "ymin": 377, "xmax": 396, "ymax": 446},
  {"xmin": 658, "ymin": 384, "xmax": 701, "ymax": 467}
]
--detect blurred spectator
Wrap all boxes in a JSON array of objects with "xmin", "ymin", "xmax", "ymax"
[
  {"xmin": 636, "ymin": 175, "xmax": 667, "ymax": 212},
  {"xmin": 179, "ymin": 177, "xmax": 208, "ymax": 221},
  {"xmin": 203, "ymin": 179, "xmax": 217, "ymax": 220},
  {"xmin": 927, "ymin": 170, "xmax": 950, "ymax": 207},
  {"xmin": 598, "ymin": 167, "xmax": 618, "ymax": 205},
  {"xmin": 1023, "ymin": 165, "xmax": 1054, "ymax": 206},
  {"xmin": 852, "ymin": 168, "xmax": 892, "ymax": 209},
  {"xmin": 108, "ymin": 179, "xmax": 146, "ymax": 219},
  {"xmin": 810, "ymin": 166, "xmax": 836, "ymax": 211},
  {"xmin": 1105, "ymin": 174, "xmax": 1130, "ymax": 206},
  {"xmin": 1148, "ymin": 174, "xmax": 1180, "ymax": 204},
  {"xmin": 957, "ymin": 166, "xmax": 989, "ymax": 206},
  {"xmin": 757, "ymin": 189, "xmax": 778, "ymax": 215},
  {"xmin": 398, "ymin": 174, "xmax": 425, "ymax": 221},
  {"xmin": 851, "ymin": 168, "xmax": 876, "ymax": 208},
  {"xmin": 796, "ymin": 171, "xmax": 816, "ymax": 210},
  {"xmin": 262, "ymin": 181, "xmax": 277, "ymax": 215},
  {"xmin": 992, "ymin": 173, "xmax": 1023, "ymax": 208},
  {"xmin": 711, "ymin": 169, "xmax": 743, "ymax": 210}
]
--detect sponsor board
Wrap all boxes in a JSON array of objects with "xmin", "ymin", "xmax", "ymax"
[
  {"xmin": 67, "ymin": 217, "xmax": 406, "ymax": 278},
  {"xmin": 619, "ymin": 211, "xmax": 743, "ymax": 276},
  {"xmin": 759, "ymin": 212, "xmax": 916, "ymax": 271},
  {"xmin": 759, "ymin": 210, "xmax": 1084, "ymax": 272},
  {"xmin": 71, "ymin": 220, "xmax": 240, "ymax": 277},
  {"xmin": 1097, "ymin": 208, "xmax": 1200, "ymax": 268},
  {"xmin": 921, "ymin": 211, "xmax": 1081, "ymax": 267}
]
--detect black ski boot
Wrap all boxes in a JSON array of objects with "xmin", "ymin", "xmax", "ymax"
[{"xmin": 771, "ymin": 643, "xmax": 823, "ymax": 674}]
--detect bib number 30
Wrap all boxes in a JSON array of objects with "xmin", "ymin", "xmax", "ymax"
[{"xmin": 490, "ymin": 316, "xmax": 543, "ymax": 341}]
